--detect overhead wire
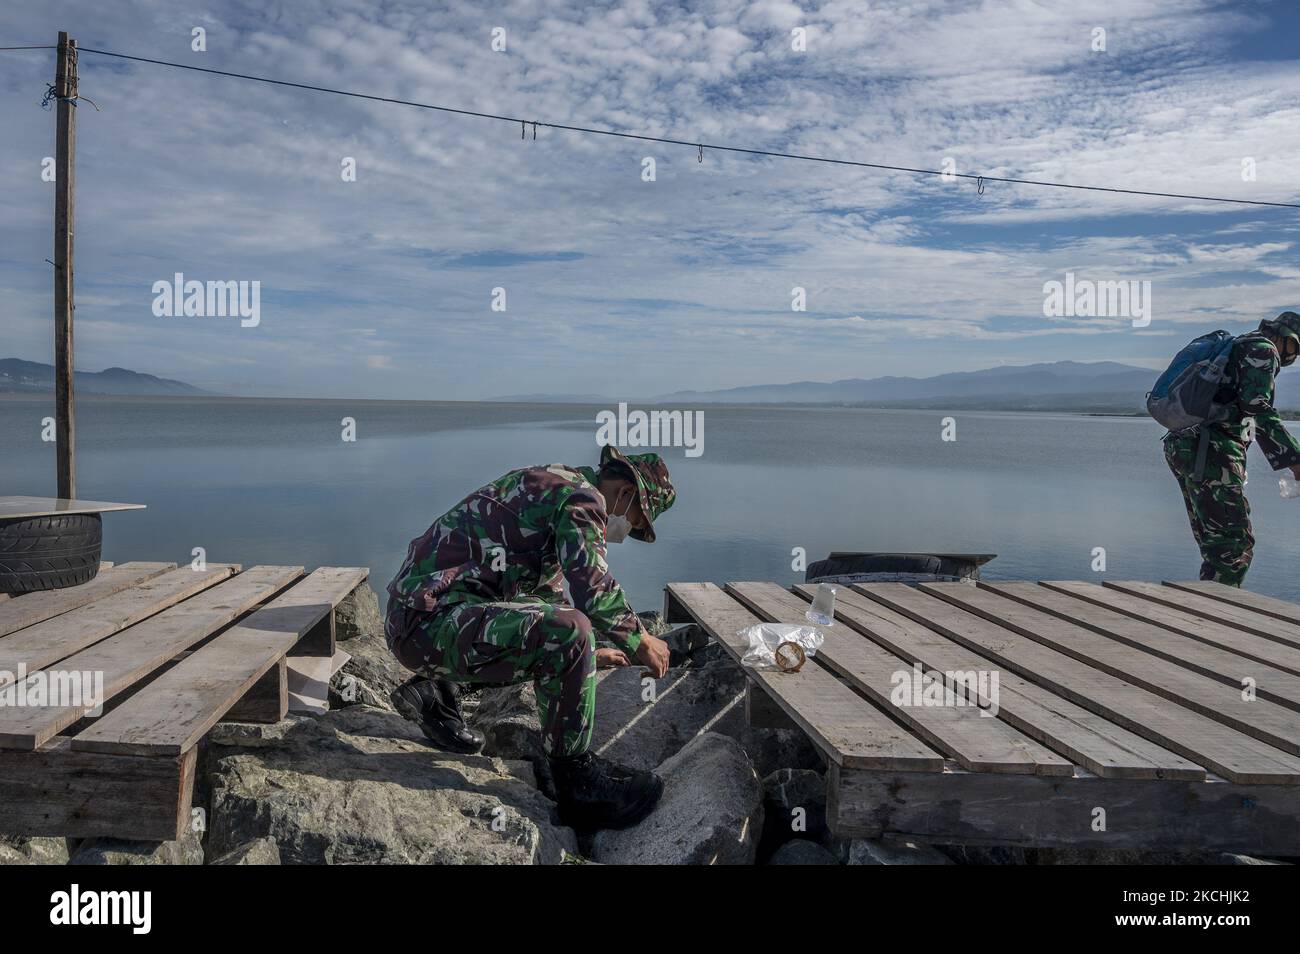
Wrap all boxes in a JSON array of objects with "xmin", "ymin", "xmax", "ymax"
[{"xmin": 1, "ymin": 43, "xmax": 1296, "ymax": 209}]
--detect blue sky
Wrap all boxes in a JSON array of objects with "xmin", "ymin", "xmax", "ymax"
[{"xmin": 1, "ymin": 0, "xmax": 1297, "ymax": 399}]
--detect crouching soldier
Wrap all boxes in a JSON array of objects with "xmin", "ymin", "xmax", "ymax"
[
  {"xmin": 1164, "ymin": 312, "xmax": 1300, "ymax": 586},
  {"xmin": 384, "ymin": 445, "xmax": 675, "ymax": 830}
]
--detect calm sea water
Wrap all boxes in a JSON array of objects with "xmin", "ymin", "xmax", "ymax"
[{"xmin": 3, "ymin": 395, "xmax": 1299, "ymax": 607}]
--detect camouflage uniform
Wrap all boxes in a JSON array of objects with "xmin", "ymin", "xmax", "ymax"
[
  {"xmin": 385, "ymin": 447, "xmax": 675, "ymax": 757},
  {"xmin": 1164, "ymin": 327, "xmax": 1300, "ymax": 586}
]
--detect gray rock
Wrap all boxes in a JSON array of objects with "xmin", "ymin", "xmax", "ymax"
[
  {"xmin": 69, "ymin": 831, "xmax": 205, "ymax": 865},
  {"xmin": 636, "ymin": 610, "xmax": 669, "ymax": 636},
  {"xmin": 661, "ymin": 622, "xmax": 708, "ymax": 656},
  {"xmin": 329, "ymin": 624, "xmax": 409, "ymax": 712},
  {"xmin": 206, "ymin": 705, "xmax": 576, "ymax": 865},
  {"xmin": 589, "ymin": 656, "xmax": 747, "ymax": 772},
  {"xmin": 592, "ymin": 732, "xmax": 763, "ymax": 865},
  {"xmin": 470, "ymin": 682, "xmax": 545, "ymax": 766},
  {"xmin": 471, "ymin": 646, "xmax": 753, "ymax": 780},
  {"xmin": 335, "ymin": 583, "xmax": 383, "ymax": 643},
  {"xmin": 0, "ymin": 836, "xmax": 70, "ymax": 865},
  {"xmin": 1027, "ymin": 847, "xmax": 1285, "ymax": 865},
  {"xmin": 740, "ymin": 726, "xmax": 826, "ymax": 778},
  {"xmin": 761, "ymin": 768, "xmax": 827, "ymax": 845},
  {"xmin": 500, "ymin": 758, "xmax": 541, "ymax": 788},
  {"xmin": 768, "ymin": 839, "xmax": 840, "ymax": 865},
  {"xmin": 327, "ymin": 584, "xmax": 407, "ymax": 713},
  {"xmin": 1222, "ymin": 853, "xmax": 1286, "ymax": 865},
  {"xmin": 209, "ymin": 836, "xmax": 282, "ymax": 865},
  {"xmin": 841, "ymin": 838, "xmax": 953, "ymax": 865},
  {"xmin": 937, "ymin": 844, "xmax": 1028, "ymax": 865},
  {"xmin": 207, "ymin": 719, "xmax": 299, "ymax": 748}
]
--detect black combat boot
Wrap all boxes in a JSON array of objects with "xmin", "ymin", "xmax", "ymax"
[
  {"xmin": 548, "ymin": 751, "xmax": 664, "ymax": 830},
  {"xmin": 390, "ymin": 675, "xmax": 485, "ymax": 755}
]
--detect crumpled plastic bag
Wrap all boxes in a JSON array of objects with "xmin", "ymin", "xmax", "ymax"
[{"xmin": 738, "ymin": 623, "xmax": 824, "ymax": 671}]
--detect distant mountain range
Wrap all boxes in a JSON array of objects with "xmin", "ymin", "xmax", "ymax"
[
  {"xmin": 493, "ymin": 361, "xmax": 1300, "ymax": 412},
  {"xmin": 5, "ymin": 357, "xmax": 1297, "ymax": 411},
  {"xmin": 0, "ymin": 359, "xmax": 211, "ymax": 396},
  {"xmin": 653, "ymin": 361, "xmax": 1158, "ymax": 409},
  {"xmin": 492, "ymin": 391, "xmax": 613, "ymax": 404}
]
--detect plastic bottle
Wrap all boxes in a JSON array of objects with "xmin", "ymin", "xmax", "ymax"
[
  {"xmin": 805, "ymin": 582, "xmax": 837, "ymax": 626},
  {"xmin": 1281, "ymin": 474, "xmax": 1300, "ymax": 499}
]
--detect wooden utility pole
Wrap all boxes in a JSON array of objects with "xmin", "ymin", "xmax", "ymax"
[{"xmin": 53, "ymin": 31, "xmax": 77, "ymax": 500}]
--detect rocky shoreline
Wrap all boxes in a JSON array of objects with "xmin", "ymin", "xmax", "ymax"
[{"xmin": 0, "ymin": 583, "xmax": 1288, "ymax": 865}]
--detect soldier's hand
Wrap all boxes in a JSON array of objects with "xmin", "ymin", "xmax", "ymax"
[
  {"xmin": 596, "ymin": 647, "xmax": 630, "ymax": 669},
  {"xmin": 634, "ymin": 634, "xmax": 670, "ymax": 679}
]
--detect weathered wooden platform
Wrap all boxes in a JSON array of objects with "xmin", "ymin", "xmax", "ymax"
[
  {"xmin": 0, "ymin": 561, "xmax": 368, "ymax": 841},
  {"xmin": 664, "ymin": 579, "xmax": 1300, "ymax": 854}
]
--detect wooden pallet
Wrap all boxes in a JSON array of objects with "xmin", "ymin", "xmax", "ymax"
[
  {"xmin": 664, "ymin": 578, "xmax": 1300, "ymax": 853},
  {"xmin": 0, "ymin": 561, "xmax": 368, "ymax": 841}
]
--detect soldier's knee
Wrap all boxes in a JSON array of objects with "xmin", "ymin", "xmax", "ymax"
[
  {"xmin": 553, "ymin": 606, "xmax": 593, "ymax": 638},
  {"xmin": 542, "ymin": 607, "xmax": 595, "ymax": 663}
]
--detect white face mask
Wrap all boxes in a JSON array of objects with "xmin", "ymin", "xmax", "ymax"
[{"xmin": 605, "ymin": 494, "xmax": 634, "ymax": 545}]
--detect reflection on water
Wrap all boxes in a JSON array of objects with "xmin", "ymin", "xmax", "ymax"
[{"xmin": 3, "ymin": 395, "xmax": 1297, "ymax": 609}]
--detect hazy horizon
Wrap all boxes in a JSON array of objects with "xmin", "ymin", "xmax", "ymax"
[{"xmin": 0, "ymin": 352, "xmax": 1160, "ymax": 401}]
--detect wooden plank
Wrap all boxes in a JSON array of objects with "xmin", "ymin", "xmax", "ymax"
[
  {"xmin": 292, "ymin": 606, "xmax": 336, "ymax": 657},
  {"xmin": 1164, "ymin": 580, "xmax": 1300, "ymax": 627},
  {"xmin": 0, "ymin": 562, "xmax": 174, "ymax": 636},
  {"xmin": 223, "ymin": 657, "xmax": 287, "ymax": 724},
  {"xmin": 853, "ymin": 583, "xmax": 1300, "ymax": 784},
  {"xmin": 1040, "ymin": 580, "xmax": 1300, "ymax": 676},
  {"xmin": 828, "ymin": 764, "xmax": 1300, "ymax": 852},
  {"xmin": 1105, "ymin": 580, "xmax": 1300, "ymax": 650},
  {"xmin": 0, "ymin": 564, "xmax": 239, "ymax": 688},
  {"xmin": 0, "ymin": 565, "xmax": 303, "ymax": 750},
  {"xmin": 664, "ymin": 582, "xmax": 942, "ymax": 771},
  {"xmin": 0, "ymin": 738, "xmax": 194, "ymax": 841},
  {"xmin": 932, "ymin": 582, "xmax": 1300, "ymax": 757},
  {"xmin": 1003, "ymin": 582, "xmax": 1300, "ymax": 707},
  {"xmin": 802, "ymin": 584, "xmax": 1204, "ymax": 781},
  {"xmin": 73, "ymin": 567, "xmax": 368, "ymax": 756},
  {"xmin": 727, "ymin": 582, "xmax": 1071, "ymax": 776}
]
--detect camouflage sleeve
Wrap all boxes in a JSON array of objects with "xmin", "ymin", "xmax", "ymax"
[
  {"xmin": 518, "ymin": 587, "xmax": 565, "ymax": 605},
  {"xmin": 552, "ymin": 489, "xmax": 645, "ymax": 656},
  {"xmin": 1235, "ymin": 339, "xmax": 1300, "ymax": 470}
]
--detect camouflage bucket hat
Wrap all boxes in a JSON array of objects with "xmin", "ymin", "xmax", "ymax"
[
  {"xmin": 600, "ymin": 445, "xmax": 675, "ymax": 543},
  {"xmin": 1262, "ymin": 312, "xmax": 1300, "ymax": 366}
]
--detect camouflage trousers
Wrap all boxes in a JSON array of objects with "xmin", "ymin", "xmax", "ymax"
[
  {"xmin": 1164, "ymin": 430, "xmax": 1253, "ymax": 587},
  {"xmin": 386, "ymin": 598, "xmax": 596, "ymax": 757}
]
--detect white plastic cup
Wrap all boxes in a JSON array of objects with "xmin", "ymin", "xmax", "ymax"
[
  {"xmin": 1281, "ymin": 474, "xmax": 1300, "ymax": 499},
  {"xmin": 805, "ymin": 583, "xmax": 837, "ymax": 626}
]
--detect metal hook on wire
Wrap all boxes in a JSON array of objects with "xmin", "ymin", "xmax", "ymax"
[
  {"xmin": 532, "ymin": 121, "xmax": 537, "ymax": 141},
  {"xmin": 976, "ymin": 175, "xmax": 985, "ymax": 196},
  {"xmin": 698, "ymin": 143, "xmax": 704, "ymax": 163}
]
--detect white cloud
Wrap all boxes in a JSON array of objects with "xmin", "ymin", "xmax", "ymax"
[{"xmin": 0, "ymin": 0, "xmax": 1295, "ymax": 398}]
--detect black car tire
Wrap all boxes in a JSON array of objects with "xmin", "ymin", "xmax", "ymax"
[{"xmin": 0, "ymin": 513, "xmax": 103, "ymax": 593}]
